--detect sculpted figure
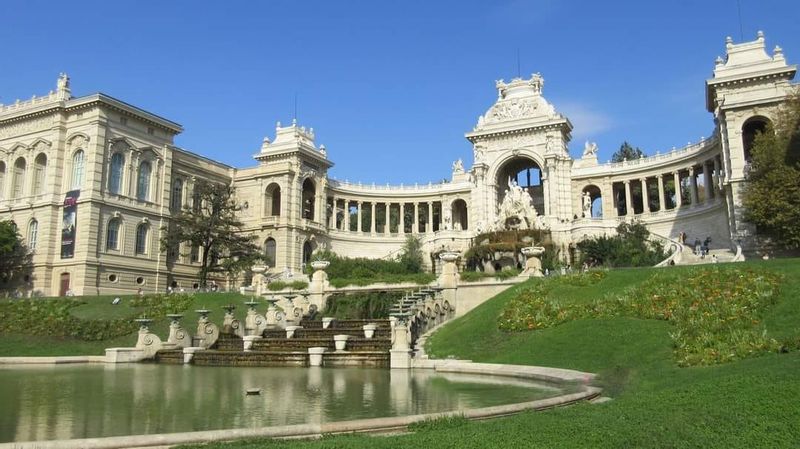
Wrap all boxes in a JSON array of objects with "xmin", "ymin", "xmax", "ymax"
[
  {"xmin": 583, "ymin": 141, "xmax": 598, "ymax": 157},
  {"xmin": 452, "ymin": 158, "xmax": 464, "ymax": 172},
  {"xmin": 582, "ymin": 191, "xmax": 592, "ymax": 217}
]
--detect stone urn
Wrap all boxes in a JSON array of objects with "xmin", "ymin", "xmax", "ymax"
[
  {"xmin": 439, "ymin": 251, "xmax": 460, "ymax": 263},
  {"xmin": 521, "ymin": 246, "xmax": 546, "ymax": 277},
  {"xmin": 333, "ymin": 334, "xmax": 350, "ymax": 351},
  {"xmin": 308, "ymin": 347, "xmax": 327, "ymax": 367},
  {"xmin": 322, "ymin": 317, "xmax": 336, "ymax": 329},
  {"xmin": 310, "ymin": 260, "xmax": 330, "ymax": 271},
  {"xmin": 363, "ymin": 323, "xmax": 378, "ymax": 339}
]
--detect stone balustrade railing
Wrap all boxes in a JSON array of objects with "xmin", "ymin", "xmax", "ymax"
[
  {"xmin": 328, "ymin": 178, "xmax": 468, "ymax": 193},
  {"xmin": 0, "ymin": 90, "xmax": 67, "ymax": 115}
]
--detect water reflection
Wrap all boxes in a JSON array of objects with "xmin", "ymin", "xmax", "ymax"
[{"xmin": 0, "ymin": 364, "xmax": 561, "ymax": 443}]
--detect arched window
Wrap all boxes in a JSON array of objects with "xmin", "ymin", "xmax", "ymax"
[
  {"xmin": 171, "ymin": 178, "xmax": 183, "ymax": 211},
  {"xmin": 71, "ymin": 150, "xmax": 85, "ymax": 190},
  {"xmin": 12, "ymin": 157, "xmax": 26, "ymax": 199},
  {"xmin": 28, "ymin": 219, "xmax": 38, "ymax": 251},
  {"xmin": 32, "ymin": 153, "xmax": 47, "ymax": 195},
  {"xmin": 264, "ymin": 183, "xmax": 281, "ymax": 216},
  {"xmin": 135, "ymin": 224, "xmax": 149, "ymax": 254},
  {"xmin": 581, "ymin": 185, "xmax": 603, "ymax": 218},
  {"xmin": 302, "ymin": 241, "xmax": 314, "ymax": 265},
  {"xmin": 136, "ymin": 161, "xmax": 152, "ymax": 201},
  {"xmin": 0, "ymin": 162, "xmax": 6, "ymax": 199},
  {"xmin": 108, "ymin": 153, "xmax": 124, "ymax": 194},
  {"xmin": 106, "ymin": 218, "xmax": 121, "ymax": 250},
  {"xmin": 264, "ymin": 237, "xmax": 276, "ymax": 268}
]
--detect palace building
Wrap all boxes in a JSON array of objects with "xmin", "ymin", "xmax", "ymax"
[{"xmin": 0, "ymin": 32, "xmax": 796, "ymax": 296}]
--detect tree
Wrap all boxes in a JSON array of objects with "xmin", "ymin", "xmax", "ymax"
[
  {"xmin": 0, "ymin": 220, "xmax": 33, "ymax": 291},
  {"xmin": 161, "ymin": 181, "xmax": 263, "ymax": 287},
  {"xmin": 397, "ymin": 235, "xmax": 424, "ymax": 273},
  {"xmin": 742, "ymin": 94, "xmax": 800, "ymax": 249},
  {"xmin": 612, "ymin": 141, "xmax": 645, "ymax": 163}
]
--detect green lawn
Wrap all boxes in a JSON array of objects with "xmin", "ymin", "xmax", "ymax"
[{"xmin": 175, "ymin": 259, "xmax": 800, "ymax": 448}]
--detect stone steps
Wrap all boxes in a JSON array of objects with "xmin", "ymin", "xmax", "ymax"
[{"xmin": 251, "ymin": 338, "xmax": 391, "ymax": 353}]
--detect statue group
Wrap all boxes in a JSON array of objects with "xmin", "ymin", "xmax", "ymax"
[{"xmin": 490, "ymin": 178, "xmax": 546, "ymax": 231}]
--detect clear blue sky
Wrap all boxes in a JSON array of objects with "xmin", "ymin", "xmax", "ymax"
[{"xmin": 2, "ymin": 1, "xmax": 798, "ymax": 184}]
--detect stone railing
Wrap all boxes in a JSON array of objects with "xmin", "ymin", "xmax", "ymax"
[
  {"xmin": 650, "ymin": 232, "xmax": 684, "ymax": 267},
  {"xmin": 328, "ymin": 178, "xmax": 465, "ymax": 193},
  {"xmin": 0, "ymin": 90, "xmax": 67, "ymax": 116}
]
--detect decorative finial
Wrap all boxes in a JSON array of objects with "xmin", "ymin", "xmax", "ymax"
[
  {"xmin": 276, "ymin": 121, "xmax": 282, "ymax": 129},
  {"xmin": 715, "ymin": 56, "xmax": 724, "ymax": 67},
  {"xmin": 774, "ymin": 45, "xmax": 783, "ymax": 56},
  {"xmin": 757, "ymin": 30, "xmax": 764, "ymax": 39},
  {"xmin": 725, "ymin": 36, "xmax": 733, "ymax": 45}
]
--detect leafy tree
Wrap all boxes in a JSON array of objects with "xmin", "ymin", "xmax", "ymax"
[
  {"xmin": 743, "ymin": 94, "xmax": 800, "ymax": 249},
  {"xmin": 397, "ymin": 235, "xmax": 424, "ymax": 273},
  {"xmin": 161, "ymin": 181, "xmax": 263, "ymax": 287},
  {"xmin": 577, "ymin": 221, "xmax": 666, "ymax": 267},
  {"xmin": 611, "ymin": 141, "xmax": 645, "ymax": 163},
  {"xmin": 0, "ymin": 220, "xmax": 32, "ymax": 291}
]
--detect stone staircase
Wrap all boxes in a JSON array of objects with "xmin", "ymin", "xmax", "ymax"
[{"xmin": 676, "ymin": 247, "xmax": 738, "ymax": 265}]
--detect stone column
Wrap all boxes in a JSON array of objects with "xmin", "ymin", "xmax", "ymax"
[
  {"xmin": 673, "ymin": 172, "xmax": 683, "ymax": 207},
  {"xmin": 657, "ymin": 175, "xmax": 666, "ymax": 211},
  {"xmin": 713, "ymin": 157, "xmax": 722, "ymax": 191},
  {"xmin": 703, "ymin": 162, "xmax": 713, "ymax": 201},
  {"xmin": 357, "ymin": 201, "xmax": 363, "ymax": 233},
  {"xmin": 624, "ymin": 180, "xmax": 632, "ymax": 216},
  {"xmin": 412, "ymin": 202, "xmax": 419, "ymax": 234},
  {"xmin": 640, "ymin": 178, "xmax": 649, "ymax": 213},
  {"xmin": 384, "ymin": 202, "xmax": 390, "ymax": 234},
  {"xmin": 370, "ymin": 202, "xmax": 376, "ymax": 234},
  {"xmin": 689, "ymin": 167, "xmax": 698, "ymax": 205},
  {"xmin": 606, "ymin": 183, "xmax": 617, "ymax": 217},
  {"xmin": 332, "ymin": 197, "xmax": 339, "ymax": 229},
  {"xmin": 427, "ymin": 202, "xmax": 434, "ymax": 233},
  {"xmin": 399, "ymin": 203, "xmax": 405, "ymax": 234},
  {"xmin": 344, "ymin": 200, "xmax": 350, "ymax": 231}
]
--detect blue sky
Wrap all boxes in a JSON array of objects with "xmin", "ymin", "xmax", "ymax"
[{"xmin": 2, "ymin": 1, "xmax": 798, "ymax": 184}]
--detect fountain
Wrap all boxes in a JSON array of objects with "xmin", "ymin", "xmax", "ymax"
[
  {"xmin": 264, "ymin": 295, "xmax": 282, "ymax": 328},
  {"xmin": 195, "ymin": 309, "xmax": 220, "ymax": 349}
]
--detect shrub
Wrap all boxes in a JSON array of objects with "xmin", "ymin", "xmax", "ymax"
[
  {"xmin": 267, "ymin": 280, "xmax": 309, "ymax": 291},
  {"xmin": 577, "ymin": 221, "xmax": 666, "ymax": 267},
  {"xmin": 322, "ymin": 291, "xmax": 404, "ymax": 319}
]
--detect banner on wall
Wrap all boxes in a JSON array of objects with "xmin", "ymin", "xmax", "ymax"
[{"xmin": 60, "ymin": 190, "xmax": 80, "ymax": 259}]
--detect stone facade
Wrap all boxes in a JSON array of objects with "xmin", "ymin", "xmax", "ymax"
[{"xmin": 1, "ymin": 33, "xmax": 796, "ymax": 296}]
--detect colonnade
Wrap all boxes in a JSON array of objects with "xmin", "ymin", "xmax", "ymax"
[
  {"xmin": 326, "ymin": 197, "xmax": 445, "ymax": 235},
  {"xmin": 601, "ymin": 156, "xmax": 723, "ymax": 218}
]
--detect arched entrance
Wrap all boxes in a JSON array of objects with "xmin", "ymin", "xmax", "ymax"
[{"xmin": 496, "ymin": 157, "xmax": 544, "ymax": 215}]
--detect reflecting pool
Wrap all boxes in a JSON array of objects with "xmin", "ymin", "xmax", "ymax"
[{"xmin": 0, "ymin": 364, "xmax": 564, "ymax": 443}]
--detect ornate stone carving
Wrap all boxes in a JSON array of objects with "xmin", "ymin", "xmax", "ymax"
[{"xmin": 0, "ymin": 117, "xmax": 52, "ymax": 140}]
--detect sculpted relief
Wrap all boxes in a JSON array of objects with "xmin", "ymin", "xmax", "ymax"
[{"xmin": 0, "ymin": 116, "xmax": 53, "ymax": 140}]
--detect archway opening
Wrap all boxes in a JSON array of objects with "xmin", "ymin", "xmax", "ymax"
[
  {"xmin": 581, "ymin": 185, "xmax": 602, "ymax": 218},
  {"xmin": 496, "ymin": 157, "xmax": 544, "ymax": 215},
  {"xmin": 302, "ymin": 179, "xmax": 316, "ymax": 220},
  {"xmin": 742, "ymin": 117, "xmax": 771, "ymax": 163},
  {"xmin": 451, "ymin": 199, "xmax": 468, "ymax": 230}
]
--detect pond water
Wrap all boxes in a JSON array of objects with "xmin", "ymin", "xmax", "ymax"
[{"xmin": 0, "ymin": 364, "xmax": 564, "ymax": 443}]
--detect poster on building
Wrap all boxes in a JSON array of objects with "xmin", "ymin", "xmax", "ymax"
[{"xmin": 61, "ymin": 190, "xmax": 80, "ymax": 259}]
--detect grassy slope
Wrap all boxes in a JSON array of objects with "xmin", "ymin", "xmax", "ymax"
[
  {"xmin": 0, "ymin": 292, "xmax": 248, "ymax": 356},
  {"xmin": 178, "ymin": 259, "xmax": 800, "ymax": 448}
]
